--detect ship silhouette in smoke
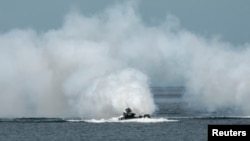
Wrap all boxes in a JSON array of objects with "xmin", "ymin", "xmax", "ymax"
[{"xmin": 119, "ymin": 108, "xmax": 151, "ymax": 120}]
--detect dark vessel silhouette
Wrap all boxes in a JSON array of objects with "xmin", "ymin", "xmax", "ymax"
[{"xmin": 119, "ymin": 108, "xmax": 151, "ymax": 120}]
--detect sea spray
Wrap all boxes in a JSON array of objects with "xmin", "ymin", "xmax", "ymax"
[{"xmin": 77, "ymin": 68, "xmax": 156, "ymax": 118}]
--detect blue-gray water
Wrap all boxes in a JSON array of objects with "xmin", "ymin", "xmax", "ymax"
[{"xmin": 1, "ymin": 87, "xmax": 250, "ymax": 141}]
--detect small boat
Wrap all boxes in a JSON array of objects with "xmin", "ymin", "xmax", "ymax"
[{"xmin": 118, "ymin": 108, "xmax": 151, "ymax": 120}]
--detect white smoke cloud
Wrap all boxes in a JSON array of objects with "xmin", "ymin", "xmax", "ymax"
[
  {"xmin": 76, "ymin": 68, "xmax": 155, "ymax": 119},
  {"xmin": 0, "ymin": 2, "xmax": 250, "ymax": 118}
]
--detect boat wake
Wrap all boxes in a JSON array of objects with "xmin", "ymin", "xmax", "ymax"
[
  {"xmin": 68, "ymin": 117, "xmax": 178, "ymax": 123},
  {"xmin": 1, "ymin": 115, "xmax": 249, "ymax": 123}
]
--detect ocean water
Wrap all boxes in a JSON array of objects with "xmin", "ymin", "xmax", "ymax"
[{"xmin": 1, "ymin": 87, "xmax": 250, "ymax": 141}]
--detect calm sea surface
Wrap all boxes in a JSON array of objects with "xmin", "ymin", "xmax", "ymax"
[{"xmin": 1, "ymin": 87, "xmax": 250, "ymax": 141}]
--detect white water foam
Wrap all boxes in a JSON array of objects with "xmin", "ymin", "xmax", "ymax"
[{"xmin": 67, "ymin": 117, "xmax": 178, "ymax": 123}]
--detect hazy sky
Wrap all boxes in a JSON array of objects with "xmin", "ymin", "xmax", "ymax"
[{"xmin": 0, "ymin": 0, "xmax": 249, "ymax": 44}]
